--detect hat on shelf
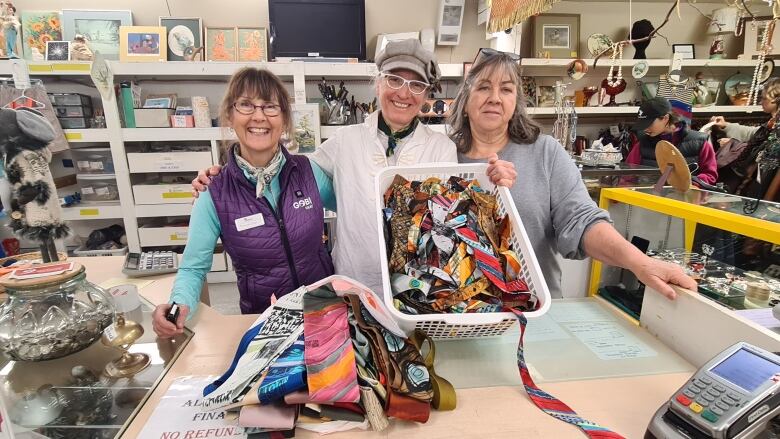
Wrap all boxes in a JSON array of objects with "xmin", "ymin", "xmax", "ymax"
[
  {"xmin": 375, "ymin": 39, "xmax": 441, "ymax": 92},
  {"xmin": 634, "ymin": 97, "xmax": 671, "ymax": 132}
]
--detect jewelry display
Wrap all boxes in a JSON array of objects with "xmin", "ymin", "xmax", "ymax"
[
  {"xmin": 582, "ymin": 86, "xmax": 598, "ymax": 107},
  {"xmin": 551, "ymin": 82, "xmax": 577, "ymax": 153},
  {"xmin": 748, "ymin": 18, "xmax": 776, "ymax": 106}
]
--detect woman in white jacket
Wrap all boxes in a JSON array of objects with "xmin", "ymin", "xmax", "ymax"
[{"xmin": 192, "ymin": 39, "xmax": 516, "ymax": 294}]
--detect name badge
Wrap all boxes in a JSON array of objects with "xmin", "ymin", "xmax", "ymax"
[{"xmin": 235, "ymin": 213, "xmax": 265, "ymax": 231}]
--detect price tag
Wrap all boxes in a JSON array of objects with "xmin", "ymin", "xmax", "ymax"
[
  {"xmin": 609, "ymin": 125, "xmax": 620, "ymax": 137},
  {"xmin": 104, "ymin": 324, "xmax": 118, "ymax": 342},
  {"xmin": 81, "ymin": 186, "xmax": 95, "ymax": 195}
]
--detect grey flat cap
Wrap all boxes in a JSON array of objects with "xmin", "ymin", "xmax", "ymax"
[{"xmin": 375, "ymin": 39, "xmax": 441, "ymax": 92}]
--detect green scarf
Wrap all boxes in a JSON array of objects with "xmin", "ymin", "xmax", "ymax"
[{"xmin": 378, "ymin": 113, "xmax": 419, "ymax": 157}]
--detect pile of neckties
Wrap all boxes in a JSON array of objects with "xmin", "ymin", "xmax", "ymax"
[
  {"xmin": 382, "ymin": 174, "xmax": 539, "ymax": 315},
  {"xmin": 201, "ymin": 276, "xmax": 454, "ymax": 436}
]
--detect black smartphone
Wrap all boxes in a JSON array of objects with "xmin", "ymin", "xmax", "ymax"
[{"xmin": 166, "ymin": 302, "xmax": 180, "ymax": 325}]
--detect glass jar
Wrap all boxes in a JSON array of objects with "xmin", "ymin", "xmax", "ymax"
[{"xmin": 0, "ymin": 263, "xmax": 115, "ymax": 361}]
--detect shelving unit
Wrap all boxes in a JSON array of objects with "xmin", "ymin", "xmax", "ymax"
[{"xmin": 3, "ymin": 56, "xmax": 765, "ymax": 280}]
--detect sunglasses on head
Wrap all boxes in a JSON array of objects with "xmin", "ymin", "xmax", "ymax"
[{"xmin": 473, "ymin": 48, "xmax": 521, "ymax": 66}]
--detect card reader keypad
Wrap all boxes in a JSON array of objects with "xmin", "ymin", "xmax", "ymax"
[{"xmin": 676, "ymin": 378, "xmax": 744, "ymax": 424}]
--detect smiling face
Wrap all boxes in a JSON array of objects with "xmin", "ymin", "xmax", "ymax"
[
  {"xmin": 465, "ymin": 65, "xmax": 517, "ymax": 135},
  {"xmin": 378, "ymin": 69, "xmax": 427, "ymax": 130},
  {"xmin": 229, "ymin": 96, "xmax": 285, "ymax": 159}
]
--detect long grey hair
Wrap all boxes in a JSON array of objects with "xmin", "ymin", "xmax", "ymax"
[{"xmin": 447, "ymin": 53, "xmax": 540, "ymax": 153}]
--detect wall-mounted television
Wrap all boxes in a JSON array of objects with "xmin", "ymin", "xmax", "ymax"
[{"xmin": 269, "ymin": 0, "xmax": 366, "ymax": 60}]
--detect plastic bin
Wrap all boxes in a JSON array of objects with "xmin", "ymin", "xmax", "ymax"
[
  {"xmin": 375, "ymin": 163, "xmax": 551, "ymax": 339},
  {"xmin": 71, "ymin": 147, "xmax": 114, "ymax": 174},
  {"xmin": 77, "ymin": 174, "xmax": 119, "ymax": 202},
  {"xmin": 73, "ymin": 245, "xmax": 128, "ymax": 257}
]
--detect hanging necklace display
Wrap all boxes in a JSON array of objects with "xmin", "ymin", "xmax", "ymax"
[
  {"xmin": 551, "ymin": 82, "xmax": 577, "ymax": 154},
  {"xmin": 748, "ymin": 18, "xmax": 775, "ymax": 106},
  {"xmin": 601, "ymin": 43, "xmax": 627, "ymax": 107}
]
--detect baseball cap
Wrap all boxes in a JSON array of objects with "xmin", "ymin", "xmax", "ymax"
[
  {"xmin": 375, "ymin": 39, "xmax": 441, "ymax": 91},
  {"xmin": 634, "ymin": 97, "xmax": 671, "ymax": 132}
]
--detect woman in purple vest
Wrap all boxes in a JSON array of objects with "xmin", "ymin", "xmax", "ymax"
[{"xmin": 153, "ymin": 68, "xmax": 336, "ymax": 338}]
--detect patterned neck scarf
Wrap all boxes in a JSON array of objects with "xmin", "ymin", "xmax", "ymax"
[
  {"xmin": 234, "ymin": 145, "xmax": 284, "ymax": 199},
  {"xmin": 378, "ymin": 112, "xmax": 418, "ymax": 157}
]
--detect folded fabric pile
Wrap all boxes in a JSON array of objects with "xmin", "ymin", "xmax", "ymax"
[
  {"xmin": 382, "ymin": 174, "xmax": 539, "ymax": 315},
  {"xmin": 202, "ymin": 276, "xmax": 450, "ymax": 436}
]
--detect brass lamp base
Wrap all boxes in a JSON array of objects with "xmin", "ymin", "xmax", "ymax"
[{"xmin": 104, "ymin": 352, "xmax": 150, "ymax": 378}]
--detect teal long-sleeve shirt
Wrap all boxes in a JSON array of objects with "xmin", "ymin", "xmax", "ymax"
[{"xmin": 169, "ymin": 156, "xmax": 336, "ymax": 317}]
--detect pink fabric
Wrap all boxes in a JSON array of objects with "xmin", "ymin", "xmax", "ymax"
[
  {"xmin": 238, "ymin": 403, "xmax": 296, "ymax": 429},
  {"xmin": 694, "ymin": 140, "xmax": 718, "ymax": 185},
  {"xmin": 626, "ymin": 134, "xmax": 642, "ymax": 165}
]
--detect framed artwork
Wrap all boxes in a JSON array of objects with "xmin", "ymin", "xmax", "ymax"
[
  {"xmin": 159, "ymin": 17, "xmax": 203, "ymax": 61},
  {"xmin": 536, "ymin": 85, "xmax": 556, "ymax": 107},
  {"xmin": 532, "ymin": 14, "xmax": 580, "ymax": 58},
  {"xmin": 741, "ymin": 16, "xmax": 780, "ymax": 58},
  {"xmin": 20, "ymin": 11, "xmax": 62, "ymax": 61},
  {"xmin": 521, "ymin": 76, "xmax": 537, "ymax": 107},
  {"xmin": 437, "ymin": 0, "xmax": 465, "ymax": 46},
  {"xmin": 205, "ymin": 27, "xmax": 237, "ymax": 62},
  {"xmin": 462, "ymin": 62, "xmax": 473, "ymax": 79},
  {"xmin": 119, "ymin": 26, "xmax": 167, "ymax": 62},
  {"xmin": 293, "ymin": 103, "xmax": 321, "ymax": 154},
  {"xmin": 45, "ymin": 41, "xmax": 70, "ymax": 61},
  {"xmin": 237, "ymin": 27, "xmax": 267, "ymax": 62},
  {"xmin": 61, "ymin": 10, "xmax": 132, "ymax": 61},
  {"xmin": 672, "ymin": 44, "xmax": 695, "ymax": 60}
]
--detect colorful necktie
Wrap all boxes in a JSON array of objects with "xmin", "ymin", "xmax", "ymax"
[{"xmin": 303, "ymin": 288, "xmax": 360, "ymax": 403}]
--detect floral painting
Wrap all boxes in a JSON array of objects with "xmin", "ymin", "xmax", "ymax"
[
  {"xmin": 237, "ymin": 27, "xmax": 266, "ymax": 62},
  {"xmin": 21, "ymin": 11, "xmax": 62, "ymax": 61},
  {"xmin": 205, "ymin": 27, "xmax": 236, "ymax": 62}
]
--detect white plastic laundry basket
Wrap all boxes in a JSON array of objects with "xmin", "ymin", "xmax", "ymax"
[{"xmin": 375, "ymin": 163, "xmax": 551, "ymax": 339}]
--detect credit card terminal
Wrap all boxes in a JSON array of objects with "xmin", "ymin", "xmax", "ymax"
[
  {"xmin": 646, "ymin": 342, "xmax": 780, "ymax": 439},
  {"xmin": 122, "ymin": 251, "xmax": 178, "ymax": 277}
]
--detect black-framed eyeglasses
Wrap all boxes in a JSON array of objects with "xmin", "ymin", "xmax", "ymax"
[
  {"xmin": 473, "ymin": 48, "xmax": 521, "ymax": 66},
  {"xmin": 233, "ymin": 100, "xmax": 282, "ymax": 116},
  {"xmin": 380, "ymin": 72, "xmax": 430, "ymax": 95}
]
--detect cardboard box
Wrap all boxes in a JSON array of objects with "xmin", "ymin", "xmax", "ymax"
[{"xmin": 135, "ymin": 108, "xmax": 175, "ymax": 128}]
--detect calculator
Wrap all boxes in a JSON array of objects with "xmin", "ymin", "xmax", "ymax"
[{"xmin": 122, "ymin": 251, "xmax": 178, "ymax": 277}]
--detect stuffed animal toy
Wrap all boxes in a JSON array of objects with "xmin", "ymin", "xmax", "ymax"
[{"xmin": 0, "ymin": 107, "xmax": 68, "ymax": 261}]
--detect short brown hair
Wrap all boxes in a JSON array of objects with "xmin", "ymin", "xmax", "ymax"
[{"xmin": 219, "ymin": 67, "xmax": 293, "ymax": 150}]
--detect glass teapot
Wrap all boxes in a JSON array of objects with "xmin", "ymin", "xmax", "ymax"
[{"xmin": 0, "ymin": 262, "xmax": 115, "ymax": 361}]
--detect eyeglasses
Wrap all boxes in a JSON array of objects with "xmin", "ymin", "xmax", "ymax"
[
  {"xmin": 380, "ymin": 72, "xmax": 430, "ymax": 95},
  {"xmin": 473, "ymin": 48, "xmax": 521, "ymax": 66},
  {"xmin": 233, "ymin": 100, "xmax": 282, "ymax": 116}
]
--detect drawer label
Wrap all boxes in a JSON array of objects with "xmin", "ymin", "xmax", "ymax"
[
  {"xmin": 162, "ymin": 191, "xmax": 193, "ymax": 199},
  {"xmin": 157, "ymin": 161, "xmax": 182, "ymax": 171},
  {"xmin": 80, "ymin": 209, "xmax": 99, "ymax": 216},
  {"xmin": 90, "ymin": 161, "xmax": 104, "ymax": 170},
  {"xmin": 170, "ymin": 232, "xmax": 188, "ymax": 241},
  {"xmin": 95, "ymin": 187, "xmax": 110, "ymax": 196},
  {"xmin": 65, "ymin": 132, "xmax": 83, "ymax": 140},
  {"xmin": 81, "ymin": 186, "xmax": 95, "ymax": 195}
]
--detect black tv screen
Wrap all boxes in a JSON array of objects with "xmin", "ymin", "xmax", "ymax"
[{"xmin": 269, "ymin": 0, "xmax": 366, "ymax": 59}]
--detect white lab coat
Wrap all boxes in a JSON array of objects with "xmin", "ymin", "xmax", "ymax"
[{"xmin": 310, "ymin": 111, "xmax": 457, "ymax": 295}]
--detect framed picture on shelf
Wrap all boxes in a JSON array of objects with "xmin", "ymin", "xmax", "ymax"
[
  {"xmin": 61, "ymin": 9, "xmax": 133, "ymax": 61},
  {"xmin": 205, "ymin": 27, "xmax": 237, "ymax": 61},
  {"xmin": 672, "ymin": 44, "xmax": 695, "ymax": 60},
  {"xmin": 536, "ymin": 85, "xmax": 556, "ymax": 107},
  {"xmin": 462, "ymin": 61, "xmax": 473, "ymax": 78},
  {"xmin": 20, "ymin": 11, "xmax": 63, "ymax": 61},
  {"xmin": 533, "ymin": 14, "xmax": 579, "ymax": 58},
  {"xmin": 119, "ymin": 26, "xmax": 167, "ymax": 62},
  {"xmin": 521, "ymin": 76, "xmax": 537, "ymax": 107},
  {"xmin": 159, "ymin": 17, "xmax": 203, "ymax": 61},
  {"xmin": 237, "ymin": 27, "xmax": 267, "ymax": 62},
  {"xmin": 741, "ymin": 16, "xmax": 780, "ymax": 58},
  {"xmin": 45, "ymin": 41, "xmax": 70, "ymax": 61},
  {"xmin": 292, "ymin": 103, "xmax": 321, "ymax": 154}
]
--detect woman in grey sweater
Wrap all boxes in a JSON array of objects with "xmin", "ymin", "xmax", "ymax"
[{"xmin": 448, "ymin": 51, "xmax": 697, "ymax": 299}]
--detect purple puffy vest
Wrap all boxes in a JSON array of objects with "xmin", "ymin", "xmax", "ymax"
[{"xmin": 209, "ymin": 146, "xmax": 334, "ymax": 313}]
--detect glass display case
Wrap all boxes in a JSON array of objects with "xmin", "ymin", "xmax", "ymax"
[
  {"xmin": 590, "ymin": 186, "xmax": 780, "ymax": 319},
  {"xmin": 0, "ymin": 297, "xmax": 192, "ymax": 438},
  {"xmin": 576, "ymin": 159, "xmax": 659, "ymax": 201}
]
